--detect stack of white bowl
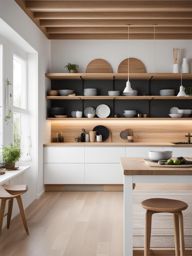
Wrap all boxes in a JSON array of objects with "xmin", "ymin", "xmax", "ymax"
[
  {"xmin": 84, "ymin": 88, "xmax": 97, "ymax": 96},
  {"xmin": 160, "ymin": 89, "xmax": 175, "ymax": 96}
]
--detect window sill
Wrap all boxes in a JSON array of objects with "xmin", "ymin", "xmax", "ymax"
[{"xmin": 0, "ymin": 166, "xmax": 30, "ymax": 185}]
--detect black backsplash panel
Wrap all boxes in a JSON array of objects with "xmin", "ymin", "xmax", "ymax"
[{"xmin": 48, "ymin": 79, "xmax": 192, "ymax": 118}]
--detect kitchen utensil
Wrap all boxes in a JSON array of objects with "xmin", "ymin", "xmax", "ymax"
[
  {"xmin": 169, "ymin": 107, "xmax": 179, "ymax": 114},
  {"xmin": 59, "ymin": 89, "xmax": 74, "ymax": 96},
  {"xmin": 177, "ymin": 109, "xmax": 192, "ymax": 117},
  {"xmin": 160, "ymin": 89, "xmax": 175, "ymax": 96},
  {"xmin": 54, "ymin": 115, "xmax": 67, "ymax": 118},
  {"xmin": 76, "ymin": 111, "xmax": 83, "ymax": 118},
  {"xmin": 123, "ymin": 110, "xmax": 136, "ymax": 118},
  {"xmin": 108, "ymin": 91, "xmax": 120, "ymax": 96},
  {"xmin": 84, "ymin": 88, "xmax": 97, "ymax": 96},
  {"xmin": 50, "ymin": 107, "xmax": 65, "ymax": 116},
  {"xmin": 96, "ymin": 134, "xmax": 102, "ymax": 142},
  {"xmin": 89, "ymin": 131, "xmax": 96, "ymax": 142},
  {"xmin": 120, "ymin": 129, "xmax": 133, "ymax": 140},
  {"xmin": 84, "ymin": 107, "xmax": 96, "ymax": 117},
  {"xmin": 148, "ymin": 151, "xmax": 172, "ymax": 161},
  {"xmin": 86, "ymin": 58, "xmax": 113, "ymax": 73},
  {"xmin": 93, "ymin": 125, "xmax": 110, "ymax": 141},
  {"xmin": 169, "ymin": 114, "xmax": 183, "ymax": 118},
  {"xmin": 117, "ymin": 58, "xmax": 147, "ymax": 73},
  {"xmin": 173, "ymin": 48, "xmax": 181, "ymax": 64},
  {"xmin": 96, "ymin": 104, "xmax": 110, "ymax": 118},
  {"xmin": 48, "ymin": 90, "xmax": 58, "ymax": 96}
]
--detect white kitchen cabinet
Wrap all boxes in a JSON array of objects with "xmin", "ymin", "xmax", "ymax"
[
  {"xmin": 44, "ymin": 146, "xmax": 84, "ymax": 163},
  {"xmin": 85, "ymin": 164, "xmax": 123, "ymax": 184},
  {"xmin": 85, "ymin": 146, "xmax": 125, "ymax": 163},
  {"xmin": 44, "ymin": 164, "xmax": 84, "ymax": 184}
]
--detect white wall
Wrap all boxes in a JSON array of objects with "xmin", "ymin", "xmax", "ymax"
[
  {"xmin": 0, "ymin": 0, "xmax": 50, "ymax": 202},
  {"xmin": 50, "ymin": 40, "xmax": 192, "ymax": 73}
]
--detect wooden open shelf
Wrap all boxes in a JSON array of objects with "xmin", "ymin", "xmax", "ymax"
[
  {"xmin": 46, "ymin": 72, "xmax": 192, "ymax": 80},
  {"xmin": 47, "ymin": 95, "xmax": 192, "ymax": 100},
  {"xmin": 47, "ymin": 117, "xmax": 192, "ymax": 121}
]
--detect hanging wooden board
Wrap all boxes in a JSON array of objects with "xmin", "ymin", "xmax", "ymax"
[
  {"xmin": 117, "ymin": 58, "xmax": 147, "ymax": 73},
  {"xmin": 86, "ymin": 58, "xmax": 113, "ymax": 73}
]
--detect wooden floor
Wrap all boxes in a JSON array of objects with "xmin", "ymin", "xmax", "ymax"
[{"xmin": 0, "ymin": 192, "xmax": 123, "ymax": 256}]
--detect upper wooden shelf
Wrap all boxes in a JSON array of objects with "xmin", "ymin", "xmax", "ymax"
[
  {"xmin": 47, "ymin": 95, "xmax": 192, "ymax": 101},
  {"xmin": 46, "ymin": 72, "xmax": 192, "ymax": 80}
]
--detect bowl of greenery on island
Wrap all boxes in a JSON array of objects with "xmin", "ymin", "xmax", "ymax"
[
  {"xmin": 65, "ymin": 63, "xmax": 79, "ymax": 73},
  {"xmin": 2, "ymin": 145, "xmax": 20, "ymax": 170}
]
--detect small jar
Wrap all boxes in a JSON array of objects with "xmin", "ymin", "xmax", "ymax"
[{"xmin": 96, "ymin": 134, "xmax": 102, "ymax": 142}]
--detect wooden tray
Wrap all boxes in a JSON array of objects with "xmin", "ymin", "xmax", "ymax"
[{"xmin": 145, "ymin": 160, "xmax": 192, "ymax": 168}]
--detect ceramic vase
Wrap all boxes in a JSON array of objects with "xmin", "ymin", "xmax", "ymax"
[{"xmin": 181, "ymin": 58, "xmax": 189, "ymax": 73}]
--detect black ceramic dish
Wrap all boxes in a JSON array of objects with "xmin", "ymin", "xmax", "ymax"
[{"xmin": 93, "ymin": 125, "xmax": 110, "ymax": 141}]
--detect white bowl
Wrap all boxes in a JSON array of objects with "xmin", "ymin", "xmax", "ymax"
[
  {"xmin": 108, "ymin": 91, "xmax": 120, "ymax": 96},
  {"xmin": 148, "ymin": 151, "xmax": 172, "ymax": 161},
  {"xmin": 177, "ymin": 109, "xmax": 192, "ymax": 117},
  {"xmin": 59, "ymin": 89, "xmax": 74, "ymax": 96},
  {"xmin": 124, "ymin": 110, "xmax": 136, "ymax": 115},
  {"xmin": 123, "ymin": 113, "xmax": 136, "ymax": 118},
  {"xmin": 169, "ymin": 113, "xmax": 183, "ymax": 118},
  {"xmin": 123, "ymin": 90, "xmax": 138, "ymax": 96},
  {"xmin": 84, "ymin": 88, "xmax": 97, "ymax": 96},
  {"xmin": 160, "ymin": 89, "xmax": 175, "ymax": 96}
]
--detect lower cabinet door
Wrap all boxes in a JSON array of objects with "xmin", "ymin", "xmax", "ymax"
[
  {"xmin": 44, "ymin": 164, "xmax": 84, "ymax": 184},
  {"xmin": 85, "ymin": 164, "xmax": 123, "ymax": 184}
]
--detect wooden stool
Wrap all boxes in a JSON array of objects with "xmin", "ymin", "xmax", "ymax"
[
  {"xmin": 141, "ymin": 198, "xmax": 188, "ymax": 256},
  {"xmin": 0, "ymin": 185, "xmax": 29, "ymax": 235}
]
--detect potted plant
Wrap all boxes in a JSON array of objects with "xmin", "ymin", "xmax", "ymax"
[
  {"xmin": 2, "ymin": 145, "xmax": 20, "ymax": 169},
  {"xmin": 65, "ymin": 63, "xmax": 79, "ymax": 73}
]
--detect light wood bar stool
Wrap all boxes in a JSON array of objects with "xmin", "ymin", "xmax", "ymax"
[
  {"xmin": 0, "ymin": 185, "xmax": 29, "ymax": 235},
  {"xmin": 141, "ymin": 198, "xmax": 188, "ymax": 256}
]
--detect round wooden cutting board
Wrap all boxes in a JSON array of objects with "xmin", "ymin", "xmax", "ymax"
[
  {"xmin": 86, "ymin": 58, "xmax": 113, "ymax": 73},
  {"xmin": 117, "ymin": 58, "xmax": 147, "ymax": 73}
]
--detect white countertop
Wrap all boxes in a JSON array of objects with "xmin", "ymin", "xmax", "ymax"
[{"xmin": 0, "ymin": 166, "xmax": 30, "ymax": 185}]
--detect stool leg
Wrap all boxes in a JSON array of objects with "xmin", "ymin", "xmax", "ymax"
[
  {"xmin": 7, "ymin": 198, "xmax": 13, "ymax": 229},
  {"xmin": 16, "ymin": 196, "xmax": 29, "ymax": 235},
  {"xmin": 144, "ymin": 210, "xmax": 153, "ymax": 256},
  {"xmin": 173, "ymin": 213, "xmax": 180, "ymax": 256},
  {"xmin": 178, "ymin": 212, "xmax": 185, "ymax": 256},
  {"xmin": 0, "ymin": 199, "xmax": 6, "ymax": 235}
]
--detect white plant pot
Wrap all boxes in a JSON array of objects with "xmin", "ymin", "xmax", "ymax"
[
  {"xmin": 173, "ymin": 63, "xmax": 179, "ymax": 73},
  {"xmin": 181, "ymin": 58, "xmax": 189, "ymax": 73}
]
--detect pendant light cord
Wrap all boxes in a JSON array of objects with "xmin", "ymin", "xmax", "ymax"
[{"xmin": 127, "ymin": 25, "xmax": 130, "ymax": 80}]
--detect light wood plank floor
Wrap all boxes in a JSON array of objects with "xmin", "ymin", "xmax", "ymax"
[{"xmin": 0, "ymin": 192, "xmax": 123, "ymax": 256}]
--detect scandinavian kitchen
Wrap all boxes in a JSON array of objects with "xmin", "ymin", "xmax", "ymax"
[{"xmin": 0, "ymin": 1, "xmax": 192, "ymax": 256}]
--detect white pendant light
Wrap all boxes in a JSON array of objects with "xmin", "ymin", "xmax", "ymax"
[
  {"xmin": 177, "ymin": 72, "xmax": 188, "ymax": 96},
  {"xmin": 123, "ymin": 25, "xmax": 134, "ymax": 94}
]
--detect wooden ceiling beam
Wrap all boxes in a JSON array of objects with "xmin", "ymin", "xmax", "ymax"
[
  {"xmin": 48, "ymin": 33, "xmax": 192, "ymax": 40},
  {"xmin": 40, "ymin": 19, "xmax": 192, "ymax": 27},
  {"xmin": 34, "ymin": 11, "xmax": 192, "ymax": 20},
  {"xmin": 25, "ymin": 1, "xmax": 192, "ymax": 12},
  {"xmin": 46, "ymin": 27, "xmax": 192, "ymax": 35}
]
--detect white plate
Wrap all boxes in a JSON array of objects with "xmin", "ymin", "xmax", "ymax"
[
  {"xmin": 169, "ymin": 107, "xmax": 179, "ymax": 114},
  {"xmin": 96, "ymin": 104, "xmax": 110, "ymax": 118},
  {"xmin": 84, "ymin": 107, "xmax": 96, "ymax": 117}
]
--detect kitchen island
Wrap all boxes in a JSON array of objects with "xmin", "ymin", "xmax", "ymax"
[{"xmin": 121, "ymin": 157, "xmax": 192, "ymax": 256}]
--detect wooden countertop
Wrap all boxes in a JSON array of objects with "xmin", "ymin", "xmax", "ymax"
[
  {"xmin": 121, "ymin": 158, "xmax": 192, "ymax": 175},
  {"xmin": 44, "ymin": 142, "xmax": 192, "ymax": 147}
]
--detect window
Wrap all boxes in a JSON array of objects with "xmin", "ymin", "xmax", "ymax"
[{"xmin": 13, "ymin": 55, "xmax": 31, "ymax": 161}]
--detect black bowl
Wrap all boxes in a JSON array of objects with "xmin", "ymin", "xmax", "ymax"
[{"xmin": 50, "ymin": 107, "xmax": 65, "ymax": 117}]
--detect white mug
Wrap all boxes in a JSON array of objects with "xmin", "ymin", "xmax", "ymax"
[
  {"xmin": 76, "ymin": 111, "xmax": 82, "ymax": 118},
  {"xmin": 96, "ymin": 135, "xmax": 102, "ymax": 142}
]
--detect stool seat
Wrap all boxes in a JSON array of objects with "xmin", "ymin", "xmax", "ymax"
[
  {"xmin": 142, "ymin": 198, "xmax": 188, "ymax": 213},
  {"xmin": 4, "ymin": 185, "xmax": 28, "ymax": 195}
]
